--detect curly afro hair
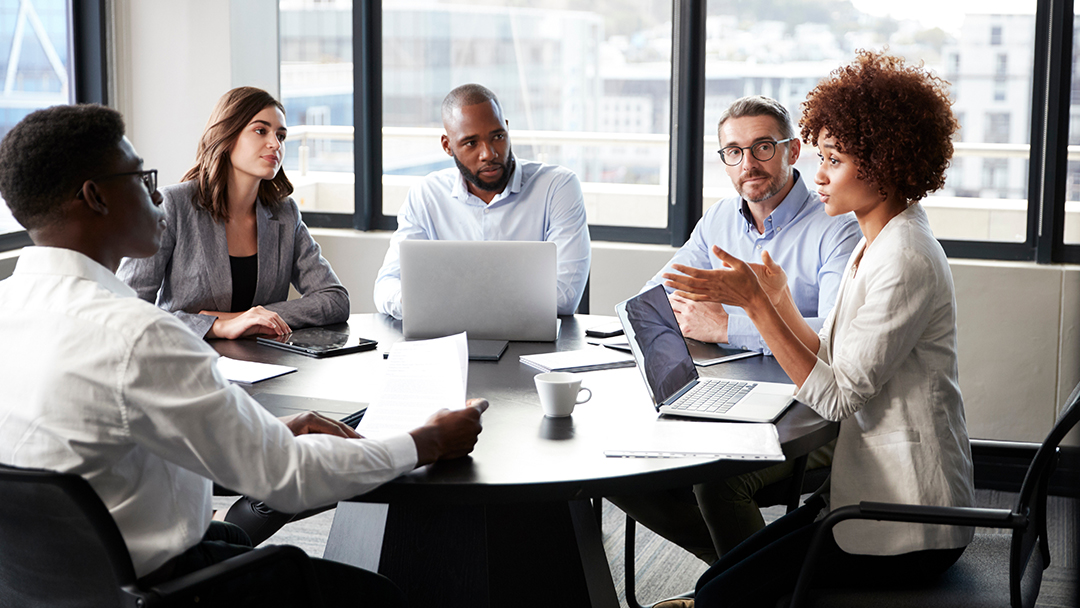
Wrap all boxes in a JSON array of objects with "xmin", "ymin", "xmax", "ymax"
[
  {"xmin": 800, "ymin": 50, "xmax": 958, "ymax": 203},
  {"xmin": 0, "ymin": 104, "xmax": 125, "ymax": 230}
]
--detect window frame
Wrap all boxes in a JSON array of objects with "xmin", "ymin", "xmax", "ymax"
[
  {"xmin": 318, "ymin": 0, "xmax": 1080, "ymax": 263},
  {"xmin": 0, "ymin": 0, "xmax": 108, "ymax": 252}
]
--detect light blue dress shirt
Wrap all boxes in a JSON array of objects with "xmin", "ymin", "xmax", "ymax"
[
  {"xmin": 644, "ymin": 170, "xmax": 861, "ymax": 354},
  {"xmin": 374, "ymin": 158, "xmax": 591, "ymax": 318}
]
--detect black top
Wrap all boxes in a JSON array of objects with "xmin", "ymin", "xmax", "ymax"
[{"xmin": 229, "ymin": 254, "xmax": 258, "ymax": 313}]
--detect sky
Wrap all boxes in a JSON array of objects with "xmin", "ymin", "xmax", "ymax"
[{"xmin": 851, "ymin": 0, "xmax": 1038, "ymax": 35}]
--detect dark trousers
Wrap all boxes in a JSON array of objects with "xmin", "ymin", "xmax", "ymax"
[
  {"xmin": 694, "ymin": 496, "xmax": 965, "ymax": 608},
  {"xmin": 141, "ymin": 521, "xmax": 406, "ymax": 607}
]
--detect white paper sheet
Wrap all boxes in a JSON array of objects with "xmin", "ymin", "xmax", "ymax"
[
  {"xmin": 215, "ymin": 357, "xmax": 297, "ymax": 384},
  {"xmin": 605, "ymin": 419, "xmax": 784, "ymax": 460},
  {"xmin": 356, "ymin": 332, "xmax": 468, "ymax": 439}
]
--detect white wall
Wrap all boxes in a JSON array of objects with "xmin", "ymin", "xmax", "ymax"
[{"xmin": 109, "ymin": 0, "xmax": 279, "ymax": 188}]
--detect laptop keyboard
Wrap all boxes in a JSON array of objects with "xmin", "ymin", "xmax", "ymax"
[{"xmin": 668, "ymin": 379, "xmax": 757, "ymax": 414}]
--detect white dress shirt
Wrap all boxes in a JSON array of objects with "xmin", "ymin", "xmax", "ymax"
[
  {"xmin": 0, "ymin": 247, "xmax": 417, "ymax": 577},
  {"xmin": 795, "ymin": 204, "xmax": 975, "ymax": 555},
  {"xmin": 374, "ymin": 159, "xmax": 591, "ymax": 318}
]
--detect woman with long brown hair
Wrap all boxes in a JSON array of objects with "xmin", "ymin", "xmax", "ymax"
[{"xmin": 118, "ymin": 86, "xmax": 348, "ymax": 339}]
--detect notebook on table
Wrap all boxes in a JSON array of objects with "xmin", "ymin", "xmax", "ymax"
[
  {"xmin": 399, "ymin": 240, "xmax": 559, "ymax": 341},
  {"xmin": 615, "ymin": 285, "xmax": 795, "ymax": 423}
]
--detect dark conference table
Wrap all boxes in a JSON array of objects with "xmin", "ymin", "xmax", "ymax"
[{"xmin": 212, "ymin": 314, "xmax": 837, "ymax": 608}]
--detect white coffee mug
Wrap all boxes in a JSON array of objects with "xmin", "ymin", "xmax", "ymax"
[{"xmin": 534, "ymin": 372, "xmax": 592, "ymax": 417}]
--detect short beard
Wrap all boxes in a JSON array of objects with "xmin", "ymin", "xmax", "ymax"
[
  {"xmin": 739, "ymin": 171, "xmax": 788, "ymax": 203},
  {"xmin": 737, "ymin": 154, "xmax": 791, "ymax": 204},
  {"xmin": 455, "ymin": 151, "xmax": 514, "ymax": 194}
]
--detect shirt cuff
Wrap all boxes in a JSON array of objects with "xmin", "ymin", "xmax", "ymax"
[
  {"xmin": 793, "ymin": 357, "xmax": 835, "ymax": 420},
  {"xmin": 725, "ymin": 314, "xmax": 766, "ymax": 353},
  {"xmin": 378, "ymin": 432, "xmax": 419, "ymax": 473}
]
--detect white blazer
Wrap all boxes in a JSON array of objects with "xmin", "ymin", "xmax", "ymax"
[{"xmin": 795, "ymin": 203, "xmax": 975, "ymax": 555}]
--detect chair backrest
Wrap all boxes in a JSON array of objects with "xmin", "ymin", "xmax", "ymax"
[
  {"xmin": 1009, "ymin": 379, "xmax": 1080, "ymax": 608},
  {"xmin": 0, "ymin": 464, "xmax": 140, "ymax": 608}
]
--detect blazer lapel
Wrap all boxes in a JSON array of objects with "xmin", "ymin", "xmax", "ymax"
[
  {"xmin": 206, "ymin": 215, "xmax": 234, "ymax": 312},
  {"xmin": 253, "ymin": 201, "xmax": 281, "ymax": 306}
]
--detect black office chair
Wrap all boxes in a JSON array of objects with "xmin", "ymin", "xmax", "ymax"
[
  {"xmin": 624, "ymin": 454, "xmax": 831, "ymax": 608},
  {"xmin": 0, "ymin": 463, "xmax": 325, "ymax": 607},
  {"xmin": 784, "ymin": 378, "xmax": 1080, "ymax": 608}
]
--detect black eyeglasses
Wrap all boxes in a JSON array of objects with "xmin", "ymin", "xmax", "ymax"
[
  {"xmin": 77, "ymin": 169, "xmax": 158, "ymax": 198},
  {"xmin": 717, "ymin": 138, "xmax": 794, "ymax": 166}
]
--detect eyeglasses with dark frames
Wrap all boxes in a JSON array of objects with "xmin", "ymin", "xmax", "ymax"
[
  {"xmin": 717, "ymin": 138, "xmax": 794, "ymax": 166},
  {"xmin": 76, "ymin": 169, "xmax": 158, "ymax": 198}
]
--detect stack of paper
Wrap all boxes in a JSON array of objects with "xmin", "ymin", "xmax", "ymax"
[
  {"xmin": 605, "ymin": 419, "xmax": 784, "ymax": 460},
  {"xmin": 520, "ymin": 347, "xmax": 635, "ymax": 373}
]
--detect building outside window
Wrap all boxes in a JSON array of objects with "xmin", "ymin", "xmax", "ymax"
[
  {"xmin": 0, "ymin": 0, "xmax": 74, "ymax": 237},
  {"xmin": 277, "ymin": 1, "xmax": 1043, "ymax": 244}
]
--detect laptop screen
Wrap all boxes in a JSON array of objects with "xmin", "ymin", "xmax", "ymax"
[{"xmin": 616, "ymin": 285, "xmax": 699, "ymax": 406}]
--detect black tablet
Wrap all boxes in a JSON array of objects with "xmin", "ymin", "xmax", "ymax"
[{"xmin": 256, "ymin": 328, "xmax": 378, "ymax": 358}]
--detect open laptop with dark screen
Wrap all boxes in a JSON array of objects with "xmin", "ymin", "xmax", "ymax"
[{"xmin": 615, "ymin": 285, "xmax": 794, "ymax": 423}]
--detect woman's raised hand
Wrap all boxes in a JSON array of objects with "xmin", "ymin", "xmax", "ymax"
[{"xmin": 663, "ymin": 245, "xmax": 767, "ymax": 311}]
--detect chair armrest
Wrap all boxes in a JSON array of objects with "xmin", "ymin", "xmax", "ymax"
[
  {"xmin": 138, "ymin": 545, "xmax": 324, "ymax": 607},
  {"xmin": 788, "ymin": 502, "xmax": 1026, "ymax": 608},
  {"xmin": 853, "ymin": 501, "xmax": 1022, "ymax": 529}
]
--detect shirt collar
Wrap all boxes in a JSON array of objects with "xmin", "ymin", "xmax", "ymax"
[
  {"xmin": 450, "ymin": 157, "xmax": 522, "ymax": 206},
  {"xmin": 13, "ymin": 246, "xmax": 137, "ymax": 298},
  {"xmin": 738, "ymin": 169, "xmax": 812, "ymax": 234}
]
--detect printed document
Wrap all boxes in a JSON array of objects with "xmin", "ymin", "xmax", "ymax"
[{"xmin": 357, "ymin": 332, "xmax": 468, "ymax": 438}]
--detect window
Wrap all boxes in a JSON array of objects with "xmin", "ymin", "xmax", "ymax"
[
  {"xmin": 699, "ymin": 3, "xmax": 1035, "ymax": 244},
  {"xmin": 380, "ymin": 1, "xmax": 671, "ymax": 232},
  {"xmin": 0, "ymin": 0, "xmax": 76, "ymax": 239},
  {"xmin": 278, "ymin": 0, "xmax": 1078, "ymax": 262},
  {"xmin": 986, "ymin": 112, "xmax": 1012, "ymax": 144}
]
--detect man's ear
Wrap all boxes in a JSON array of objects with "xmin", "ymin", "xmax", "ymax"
[
  {"xmin": 77, "ymin": 180, "xmax": 109, "ymax": 216},
  {"xmin": 787, "ymin": 138, "xmax": 801, "ymax": 164},
  {"xmin": 441, "ymin": 134, "xmax": 452, "ymax": 156}
]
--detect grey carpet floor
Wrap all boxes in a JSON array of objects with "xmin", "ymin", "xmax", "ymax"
[{"xmin": 214, "ymin": 490, "xmax": 1078, "ymax": 607}]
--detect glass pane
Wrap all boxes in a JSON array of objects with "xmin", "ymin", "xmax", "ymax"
[
  {"xmin": 1066, "ymin": 10, "xmax": 1080, "ymax": 244},
  {"xmin": 381, "ymin": 1, "xmax": 672, "ymax": 228},
  {"xmin": 701, "ymin": 1, "xmax": 1038, "ymax": 243},
  {"xmin": 0, "ymin": 0, "xmax": 74, "ymax": 236},
  {"xmin": 278, "ymin": 0, "xmax": 355, "ymax": 215}
]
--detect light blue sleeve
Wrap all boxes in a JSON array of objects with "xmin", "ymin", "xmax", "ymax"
[
  {"xmin": 642, "ymin": 211, "xmax": 717, "ymax": 293},
  {"xmin": 373, "ymin": 187, "xmax": 432, "ymax": 319},
  {"xmin": 544, "ymin": 171, "xmax": 591, "ymax": 315}
]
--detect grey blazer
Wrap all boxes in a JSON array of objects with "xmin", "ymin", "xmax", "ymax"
[{"xmin": 117, "ymin": 180, "xmax": 350, "ymax": 337}]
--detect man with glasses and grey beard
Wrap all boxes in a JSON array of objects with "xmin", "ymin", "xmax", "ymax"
[
  {"xmin": 610, "ymin": 96, "xmax": 861, "ymax": 568},
  {"xmin": 373, "ymin": 83, "xmax": 591, "ymax": 319}
]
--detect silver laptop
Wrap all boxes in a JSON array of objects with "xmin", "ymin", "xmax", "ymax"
[
  {"xmin": 400, "ymin": 240, "xmax": 558, "ymax": 341},
  {"xmin": 615, "ymin": 286, "xmax": 794, "ymax": 423}
]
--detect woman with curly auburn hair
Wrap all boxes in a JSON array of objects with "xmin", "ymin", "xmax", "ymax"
[{"xmin": 659, "ymin": 50, "xmax": 974, "ymax": 607}]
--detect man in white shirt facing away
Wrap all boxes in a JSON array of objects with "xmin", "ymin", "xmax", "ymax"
[
  {"xmin": 374, "ymin": 83, "xmax": 591, "ymax": 318},
  {"xmin": 0, "ymin": 104, "xmax": 487, "ymax": 606},
  {"xmin": 612, "ymin": 96, "xmax": 861, "ymax": 566}
]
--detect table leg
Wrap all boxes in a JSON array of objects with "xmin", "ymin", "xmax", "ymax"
[{"xmin": 324, "ymin": 499, "xmax": 619, "ymax": 608}]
